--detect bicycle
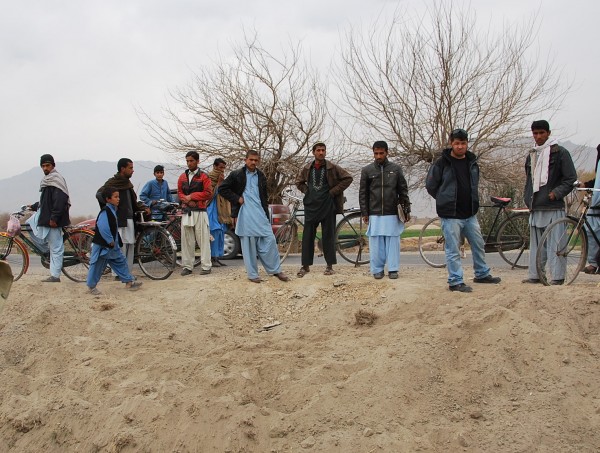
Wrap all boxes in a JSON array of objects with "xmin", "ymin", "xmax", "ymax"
[
  {"xmin": 82, "ymin": 202, "xmax": 179, "ymax": 280},
  {"xmin": 418, "ymin": 196, "xmax": 530, "ymax": 269},
  {"xmin": 131, "ymin": 207, "xmax": 178, "ymax": 280},
  {"xmin": 274, "ymin": 192, "xmax": 369, "ymax": 266},
  {"xmin": 535, "ymin": 187, "xmax": 600, "ymax": 286},
  {"xmin": 0, "ymin": 206, "xmax": 95, "ymax": 282}
]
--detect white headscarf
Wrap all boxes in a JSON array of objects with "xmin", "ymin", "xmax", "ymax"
[{"xmin": 530, "ymin": 138, "xmax": 558, "ymax": 193}]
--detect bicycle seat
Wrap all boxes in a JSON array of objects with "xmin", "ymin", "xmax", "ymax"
[{"xmin": 490, "ymin": 196, "xmax": 511, "ymax": 206}]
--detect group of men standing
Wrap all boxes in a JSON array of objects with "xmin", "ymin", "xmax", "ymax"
[{"xmin": 29, "ymin": 118, "xmax": 584, "ymax": 290}]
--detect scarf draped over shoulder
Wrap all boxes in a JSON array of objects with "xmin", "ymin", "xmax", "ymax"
[
  {"xmin": 208, "ymin": 169, "xmax": 232, "ymax": 225},
  {"xmin": 40, "ymin": 169, "xmax": 70, "ymax": 199},
  {"xmin": 102, "ymin": 173, "xmax": 134, "ymax": 191}
]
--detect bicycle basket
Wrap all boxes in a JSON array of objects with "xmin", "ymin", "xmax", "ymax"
[{"xmin": 6, "ymin": 215, "xmax": 21, "ymax": 238}]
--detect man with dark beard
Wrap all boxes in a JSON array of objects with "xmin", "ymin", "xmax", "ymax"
[
  {"xmin": 295, "ymin": 142, "xmax": 353, "ymax": 277},
  {"xmin": 96, "ymin": 158, "xmax": 148, "ymax": 273}
]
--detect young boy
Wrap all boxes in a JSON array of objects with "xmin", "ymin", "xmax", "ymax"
[{"xmin": 87, "ymin": 187, "xmax": 143, "ymax": 295}]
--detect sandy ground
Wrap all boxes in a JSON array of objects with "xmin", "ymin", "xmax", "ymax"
[{"xmin": 1, "ymin": 260, "xmax": 600, "ymax": 453}]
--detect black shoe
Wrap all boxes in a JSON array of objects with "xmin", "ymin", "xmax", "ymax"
[
  {"xmin": 388, "ymin": 271, "xmax": 398, "ymax": 279},
  {"xmin": 373, "ymin": 271, "xmax": 384, "ymax": 280},
  {"xmin": 216, "ymin": 259, "xmax": 227, "ymax": 267},
  {"xmin": 550, "ymin": 279, "xmax": 564, "ymax": 285},
  {"xmin": 41, "ymin": 276, "xmax": 61, "ymax": 283},
  {"xmin": 449, "ymin": 283, "xmax": 473, "ymax": 293},
  {"xmin": 200, "ymin": 269, "xmax": 211, "ymax": 275},
  {"xmin": 522, "ymin": 278, "xmax": 541, "ymax": 284},
  {"xmin": 211, "ymin": 258, "xmax": 221, "ymax": 267},
  {"xmin": 181, "ymin": 268, "xmax": 192, "ymax": 276},
  {"xmin": 473, "ymin": 275, "xmax": 501, "ymax": 284}
]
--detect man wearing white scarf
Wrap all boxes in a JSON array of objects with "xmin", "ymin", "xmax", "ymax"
[
  {"xmin": 522, "ymin": 120, "xmax": 577, "ymax": 284},
  {"xmin": 29, "ymin": 154, "xmax": 71, "ymax": 282}
]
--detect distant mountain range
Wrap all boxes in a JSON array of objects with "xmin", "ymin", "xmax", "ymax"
[
  {"xmin": 1, "ymin": 142, "xmax": 597, "ymax": 217},
  {"xmin": 0, "ymin": 160, "xmax": 185, "ymax": 217}
]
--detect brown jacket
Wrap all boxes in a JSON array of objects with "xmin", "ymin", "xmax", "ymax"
[{"xmin": 296, "ymin": 160, "xmax": 353, "ymax": 214}]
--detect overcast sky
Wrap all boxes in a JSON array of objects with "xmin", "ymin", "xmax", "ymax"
[{"xmin": 1, "ymin": 0, "xmax": 597, "ymax": 178}]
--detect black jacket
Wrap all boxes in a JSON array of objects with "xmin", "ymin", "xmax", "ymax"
[
  {"xmin": 92, "ymin": 206, "xmax": 123, "ymax": 248},
  {"xmin": 359, "ymin": 158, "xmax": 410, "ymax": 217},
  {"xmin": 31, "ymin": 185, "xmax": 70, "ymax": 227},
  {"xmin": 524, "ymin": 144, "xmax": 577, "ymax": 211},
  {"xmin": 219, "ymin": 166, "xmax": 269, "ymax": 219},
  {"xmin": 425, "ymin": 149, "xmax": 480, "ymax": 218}
]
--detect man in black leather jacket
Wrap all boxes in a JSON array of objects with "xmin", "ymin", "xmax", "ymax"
[{"xmin": 359, "ymin": 141, "xmax": 410, "ymax": 280}]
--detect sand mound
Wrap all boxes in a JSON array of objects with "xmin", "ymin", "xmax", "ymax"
[{"xmin": 1, "ymin": 265, "xmax": 599, "ymax": 452}]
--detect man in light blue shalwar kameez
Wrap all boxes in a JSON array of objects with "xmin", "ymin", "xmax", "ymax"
[{"xmin": 220, "ymin": 150, "xmax": 290, "ymax": 283}]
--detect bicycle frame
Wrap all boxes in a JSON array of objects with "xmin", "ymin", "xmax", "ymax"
[
  {"xmin": 478, "ymin": 200, "xmax": 529, "ymax": 253},
  {"xmin": 277, "ymin": 191, "xmax": 368, "ymax": 265},
  {"xmin": 566, "ymin": 189, "xmax": 600, "ymax": 257},
  {"xmin": 1, "ymin": 208, "xmax": 95, "ymax": 281}
]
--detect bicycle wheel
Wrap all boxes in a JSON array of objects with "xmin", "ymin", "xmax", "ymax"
[
  {"xmin": 275, "ymin": 222, "xmax": 298, "ymax": 264},
  {"xmin": 497, "ymin": 212, "xmax": 530, "ymax": 269},
  {"xmin": 335, "ymin": 212, "xmax": 369, "ymax": 265},
  {"xmin": 165, "ymin": 216, "xmax": 202, "ymax": 267},
  {"xmin": 136, "ymin": 227, "xmax": 177, "ymax": 280},
  {"xmin": 61, "ymin": 229, "xmax": 94, "ymax": 282},
  {"xmin": 0, "ymin": 233, "xmax": 28, "ymax": 281},
  {"xmin": 418, "ymin": 217, "xmax": 447, "ymax": 268},
  {"xmin": 536, "ymin": 217, "xmax": 586, "ymax": 286}
]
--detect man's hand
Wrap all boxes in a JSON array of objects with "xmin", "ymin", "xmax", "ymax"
[
  {"xmin": 49, "ymin": 220, "xmax": 57, "ymax": 228},
  {"xmin": 549, "ymin": 192, "xmax": 556, "ymax": 201},
  {"xmin": 108, "ymin": 242, "xmax": 115, "ymax": 248},
  {"xmin": 238, "ymin": 197, "xmax": 244, "ymax": 205},
  {"xmin": 362, "ymin": 216, "xmax": 369, "ymax": 224},
  {"xmin": 405, "ymin": 213, "xmax": 411, "ymax": 223},
  {"xmin": 182, "ymin": 194, "xmax": 192, "ymax": 203}
]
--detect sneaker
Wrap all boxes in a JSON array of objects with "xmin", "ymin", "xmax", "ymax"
[
  {"xmin": 388, "ymin": 271, "xmax": 399, "ymax": 279},
  {"xmin": 200, "ymin": 269, "xmax": 211, "ymax": 275},
  {"xmin": 522, "ymin": 278, "xmax": 540, "ymax": 284},
  {"xmin": 550, "ymin": 279, "xmax": 564, "ymax": 285},
  {"xmin": 42, "ymin": 276, "xmax": 61, "ymax": 283},
  {"xmin": 88, "ymin": 287, "xmax": 102, "ymax": 296},
  {"xmin": 181, "ymin": 268, "xmax": 192, "ymax": 276},
  {"xmin": 126, "ymin": 282, "xmax": 143, "ymax": 291},
  {"xmin": 373, "ymin": 271, "xmax": 385, "ymax": 280},
  {"xmin": 473, "ymin": 275, "xmax": 501, "ymax": 284},
  {"xmin": 449, "ymin": 283, "xmax": 473, "ymax": 293}
]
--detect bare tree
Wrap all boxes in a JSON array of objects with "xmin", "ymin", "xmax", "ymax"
[
  {"xmin": 140, "ymin": 35, "xmax": 329, "ymax": 203},
  {"xmin": 336, "ymin": 1, "xmax": 569, "ymax": 188}
]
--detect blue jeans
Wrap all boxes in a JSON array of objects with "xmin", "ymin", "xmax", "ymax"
[{"xmin": 441, "ymin": 216, "xmax": 491, "ymax": 286}]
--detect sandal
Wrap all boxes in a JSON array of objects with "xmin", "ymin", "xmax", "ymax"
[
  {"xmin": 583, "ymin": 265, "xmax": 598, "ymax": 274},
  {"xmin": 323, "ymin": 267, "xmax": 334, "ymax": 276},
  {"xmin": 297, "ymin": 267, "xmax": 309, "ymax": 278}
]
